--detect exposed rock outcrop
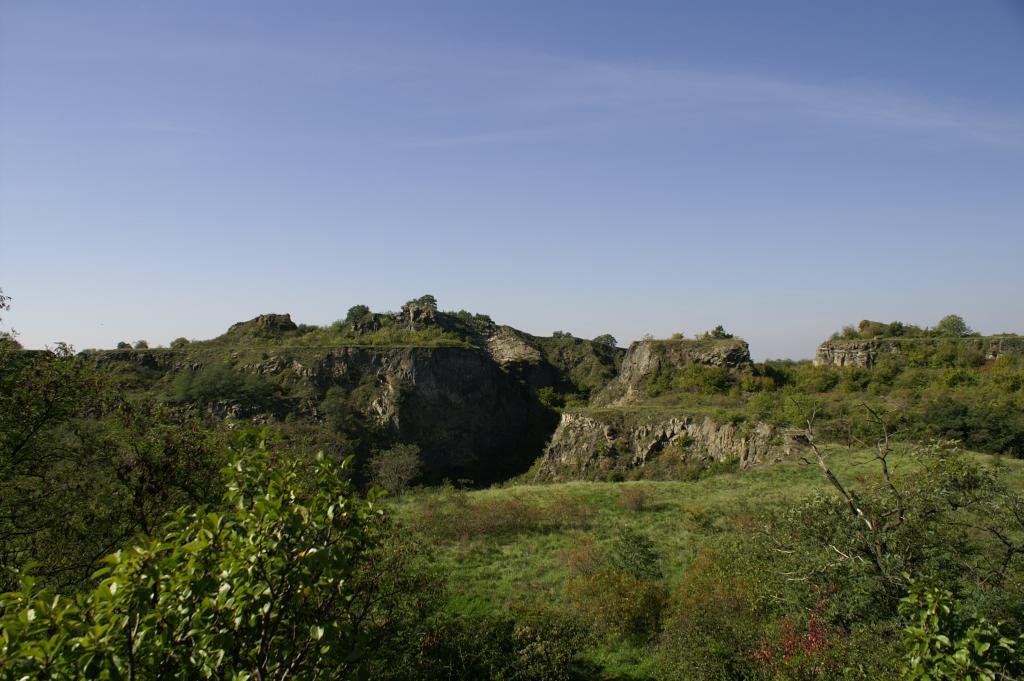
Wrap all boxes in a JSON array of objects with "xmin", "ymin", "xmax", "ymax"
[
  {"xmin": 814, "ymin": 336, "xmax": 1024, "ymax": 368},
  {"xmin": 536, "ymin": 410, "xmax": 801, "ymax": 481},
  {"xmin": 486, "ymin": 326, "xmax": 544, "ymax": 367},
  {"xmin": 592, "ymin": 338, "xmax": 751, "ymax": 406},
  {"xmin": 229, "ymin": 345, "xmax": 557, "ymax": 483},
  {"xmin": 227, "ymin": 314, "xmax": 298, "ymax": 337}
]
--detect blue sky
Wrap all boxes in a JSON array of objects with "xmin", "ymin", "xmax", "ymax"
[{"xmin": 2, "ymin": 1, "xmax": 1022, "ymax": 359}]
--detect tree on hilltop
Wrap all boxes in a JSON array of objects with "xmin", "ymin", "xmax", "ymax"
[
  {"xmin": 934, "ymin": 314, "xmax": 973, "ymax": 337},
  {"xmin": 345, "ymin": 304, "xmax": 371, "ymax": 325},
  {"xmin": 697, "ymin": 325, "xmax": 734, "ymax": 340},
  {"xmin": 407, "ymin": 295, "xmax": 438, "ymax": 311}
]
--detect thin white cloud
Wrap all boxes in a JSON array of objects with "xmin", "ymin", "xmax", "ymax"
[{"xmin": 403, "ymin": 53, "xmax": 1024, "ymax": 150}]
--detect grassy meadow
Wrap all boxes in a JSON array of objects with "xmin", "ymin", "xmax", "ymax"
[{"xmin": 392, "ymin": 447, "xmax": 1024, "ymax": 677}]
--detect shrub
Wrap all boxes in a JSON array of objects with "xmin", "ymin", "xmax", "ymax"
[
  {"xmin": 565, "ymin": 569, "xmax": 667, "ymax": 642},
  {"xmin": 116, "ymin": 340, "xmax": 131, "ymax": 349},
  {"xmin": 382, "ymin": 608, "xmax": 589, "ymax": 681},
  {"xmin": 542, "ymin": 492, "xmax": 594, "ymax": 529},
  {"xmin": 133, "ymin": 339, "xmax": 149, "ymax": 349},
  {"xmin": 169, "ymin": 336, "xmax": 190, "ymax": 349},
  {"xmin": 537, "ymin": 385, "xmax": 565, "ymax": 410},
  {"xmin": 566, "ymin": 536, "xmax": 605, "ymax": 577},
  {"xmin": 609, "ymin": 526, "xmax": 663, "ymax": 581},
  {"xmin": 369, "ymin": 443, "xmax": 422, "ymax": 495},
  {"xmin": 620, "ymin": 484, "xmax": 650, "ymax": 512},
  {"xmin": 655, "ymin": 543, "xmax": 768, "ymax": 680},
  {"xmin": 697, "ymin": 325, "xmax": 734, "ymax": 340}
]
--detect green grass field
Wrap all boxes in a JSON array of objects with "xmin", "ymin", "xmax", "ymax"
[{"xmin": 391, "ymin": 448, "xmax": 1024, "ymax": 678}]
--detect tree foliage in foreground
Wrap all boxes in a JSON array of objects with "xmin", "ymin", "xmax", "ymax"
[
  {"xmin": 901, "ymin": 579, "xmax": 1023, "ymax": 681},
  {"xmin": 0, "ymin": 339, "xmax": 225, "ymax": 591},
  {"xmin": 1, "ymin": 453, "xmax": 390, "ymax": 678}
]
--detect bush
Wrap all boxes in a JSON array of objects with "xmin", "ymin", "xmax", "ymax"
[
  {"xmin": 697, "ymin": 325, "xmax": 734, "ymax": 340},
  {"xmin": 133, "ymin": 339, "xmax": 149, "ymax": 349},
  {"xmin": 537, "ymin": 385, "xmax": 565, "ymax": 410},
  {"xmin": 369, "ymin": 443, "xmax": 422, "ymax": 495},
  {"xmin": 609, "ymin": 526, "xmax": 663, "ymax": 581},
  {"xmin": 619, "ymin": 484, "xmax": 651, "ymax": 512},
  {"xmin": 565, "ymin": 568, "xmax": 667, "ymax": 642},
  {"xmin": 169, "ymin": 336, "xmax": 190, "ymax": 349},
  {"xmin": 381, "ymin": 608, "xmax": 590, "ymax": 681},
  {"xmin": 915, "ymin": 396, "xmax": 1024, "ymax": 455},
  {"xmin": 565, "ymin": 536, "xmax": 605, "ymax": 577},
  {"xmin": 542, "ymin": 492, "xmax": 594, "ymax": 529},
  {"xmin": 655, "ymin": 543, "xmax": 768, "ymax": 680}
]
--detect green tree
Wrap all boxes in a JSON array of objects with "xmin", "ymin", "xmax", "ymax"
[
  {"xmin": 901, "ymin": 580, "xmax": 1023, "ymax": 680},
  {"xmin": 133, "ymin": 339, "xmax": 149, "ymax": 349},
  {"xmin": 0, "ymin": 452, "xmax": 407, "ymax": 678},
  {"xmin": 169, "ymin": 336, "xmax": 190, "ymax": 349},
  {"xmin": 0, "ymin": 343, "xmax": 101, "ymax": 588},
  {"xmin": 0, "ymin": 288, "xmax": 13, "ymax": 342},
  {"xmin": 699, "ymin": 325, "xmax": 734, "ymax": 340},
  {"xmin": 935, "ymin": 314, "xmax": 972, "ymax": 337},
  {"xmin": 407, "ymin": 294, "xmax": 437, "ymax": 310},
  {"xmin": 592, "ymin": 334, "xmax": 618, "ymax": 347},
  {"xmin": 345, "ymin": 304, "xmax": 371, "ymax": 325},
  {"xmin": 0, "ymin": 342, "xmax": 224, "ymax": 589}
]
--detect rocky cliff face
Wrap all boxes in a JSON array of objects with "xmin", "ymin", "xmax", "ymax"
[
  {"xmin": 535, "ymin": 411, "xmax": 802, "ymax": 482},
  {"xmin": 87, "ymin": 312, "xmax": 622, "ymax": 484},
  {"xmin": 238, "ymin": 345, "xmax": 552, "ymax": 482},
  {"xmin": 592, "ymin": 338, "xmax": 751, "ymax": 406},
  {"xmin": 814, "ymin": 336, "xmax": 1024, "ymax": 368}
]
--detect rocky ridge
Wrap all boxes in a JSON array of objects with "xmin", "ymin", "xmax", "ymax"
[
  {"xmin": 535, "ymin": 411, "xmax": 808, "ymax": 481},
  {"xmin": 592, "ymin": 338, "xmax": 751, "ymax": 406},
  {"xmin": 814, "ymin": 336, "xmax": 1024, "ymax": 368},
  {"xmin": 86, "ymin": 308, "xmax": 622, "ymax": 483}
]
